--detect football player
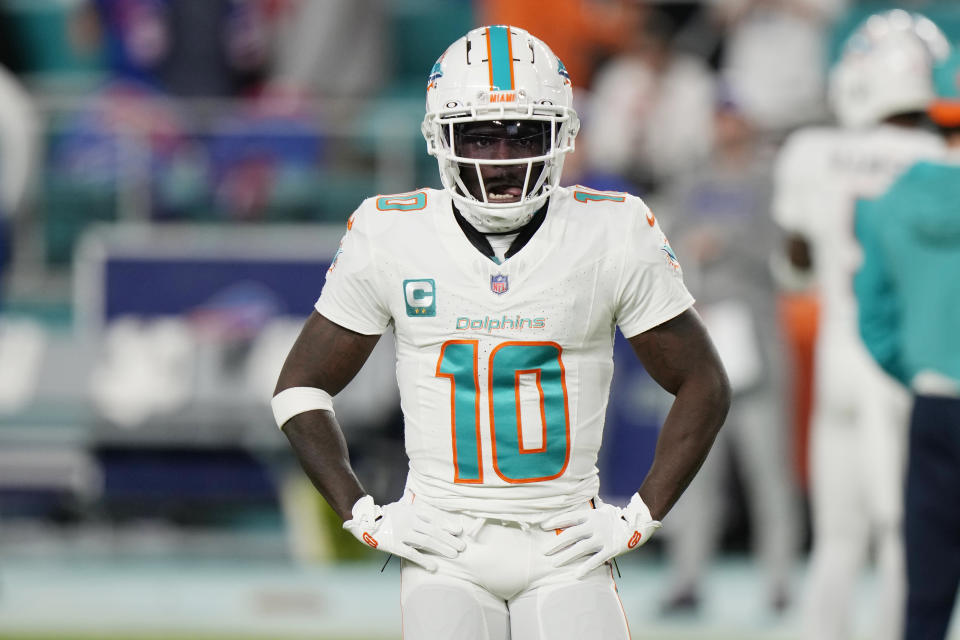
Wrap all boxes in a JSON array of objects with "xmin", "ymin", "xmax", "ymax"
[
  {"xmin": 772, "ymin": 11, "xmax": 949, "ymax": 640},
  {"xmin": 273, "ymin": 26, "xmax": 730, "ymax": 640}
]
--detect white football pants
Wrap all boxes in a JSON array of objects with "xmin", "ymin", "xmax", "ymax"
[
  {"xmin": 802, "ymin": 336, "xmax": 909, "ymax": 640},
  {"xmin": 400, "ymin": 501, "xmax": 631, "ymax": 640}
]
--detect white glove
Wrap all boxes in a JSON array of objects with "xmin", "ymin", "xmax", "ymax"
[
  {"xmin": 542, "ymin": 494, "xmax": 661, "ymax": 578},
  {"xmin": 343, "ymin": 495, "xmax": 466, "ymax": 571}
]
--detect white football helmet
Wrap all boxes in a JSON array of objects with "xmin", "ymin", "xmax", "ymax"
[
  {"xmin": 422, "ymin": 25, "xmax": 580, "ymax": 232},
  {"xmin": 829, "ymin": 9, "xmax": 950, "ymax": 128}
]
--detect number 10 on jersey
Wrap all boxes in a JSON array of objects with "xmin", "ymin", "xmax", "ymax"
[{"xmin": 436, "ymin": 340, "xmax": 571, "ymax": 484}]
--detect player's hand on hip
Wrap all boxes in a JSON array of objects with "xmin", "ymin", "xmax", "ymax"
[
  {"xmin": 343, "ymin": 495, "xmax": 466, "ymax": 571},
  {"xmin": 541, "ymin": 494, "xmax": 661, "ymax": 578}
]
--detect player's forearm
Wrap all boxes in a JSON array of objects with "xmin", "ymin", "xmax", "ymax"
[
  {"xmin": 282, "ymin": 410, "xmax": 366, "ymax": 522},
  {"xmin": 638, "ymin": 372, "xmax": 729, "ymax": 520}
]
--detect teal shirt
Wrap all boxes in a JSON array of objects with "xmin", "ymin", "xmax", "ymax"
[{"xmin": 855, "ymin": 160, "xmax": 960, "ymax": 387}]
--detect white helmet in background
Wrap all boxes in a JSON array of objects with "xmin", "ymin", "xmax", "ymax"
[
  {"xmin": 829, "ymin": 10, "xmax": 950, "ymax": 128},
  {"xmin": 421, "ymin": 25, "xmax": 580, "ymax": 232}
]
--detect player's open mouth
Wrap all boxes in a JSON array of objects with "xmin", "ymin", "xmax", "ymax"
[{"xmin": 487, "ymin": 186, "xmax": 522, "ymax": 202}]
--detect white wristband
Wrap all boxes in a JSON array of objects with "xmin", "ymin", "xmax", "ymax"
[{"xmin": 271, "ymin": 386, "xmax": 335, "ymax": 430}]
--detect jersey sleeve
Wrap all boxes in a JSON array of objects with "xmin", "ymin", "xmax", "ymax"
[
  {"xmin": 315, "ymin": 203, "xmax": 392, "ymax": 335},
  {"xmin": 615, "ymin": 200, "xmax": 695, "ymax": 338},
  {"xmin": 772, "ymin": 130, "xmax": 824, "ymax": 235}
]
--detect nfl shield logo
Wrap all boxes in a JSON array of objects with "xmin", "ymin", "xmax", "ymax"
[{"xmin": 490, "ymin": 274, "xmax": 508, "ymax": 295}]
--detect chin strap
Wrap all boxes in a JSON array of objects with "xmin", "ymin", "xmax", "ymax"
[{"xmin": 454, "ymin": 197, "xmax": 542, "ymax": 233}]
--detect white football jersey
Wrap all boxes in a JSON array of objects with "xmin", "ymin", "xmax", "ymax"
[
  {"xmin": 773, "ymin": 124, "xmax": 943, "ymax": 348},
  {"xmin": 317, "ymin": 186, "xmax": 693, "ymax": 518}
]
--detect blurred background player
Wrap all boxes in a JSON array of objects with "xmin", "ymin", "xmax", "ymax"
[
  {"xmin": 772, "ymin": 10, "xmax": 950, "ymax": 640},
  {"xmin": 657, "ymin": 84, "xmax": 799, "ymax": 616},
  {"xmin": 273, "ymin": 25, "xmax": 730, "ymax": 640},
  {"xmin": 855, "ymin": 48, "xmax": 960, "ymax": 640}
]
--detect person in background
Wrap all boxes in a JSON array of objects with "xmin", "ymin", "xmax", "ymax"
[
  {"xmin": 855, "ymin": 48, "xmax": 960, "ymax": 640},
  {"xmin": 86, "ymin": 0, "xmax": 280, "ymax": 97},
  {"xmin": 656, "ymin": 85, "xmax": 799, "ymax": 615},
  {"xmin": 771, "ymin": 11, "xmax": 949, "ymax": 640},
  {"xmin": 585, "ymin": 9, "xmax": 716, "ymax": 195},
  {"xmin": 268, "ymin": 0, "xmax": 386, "ymax": 101},
  {"xmin": 711, "ymin": 0, "xmax": 845, "ymax": 135}
]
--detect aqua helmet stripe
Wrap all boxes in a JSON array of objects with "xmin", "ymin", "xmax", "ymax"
[{"xmin": 486, "ymin": 26, "xmax": 515, "ymax": 91}]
